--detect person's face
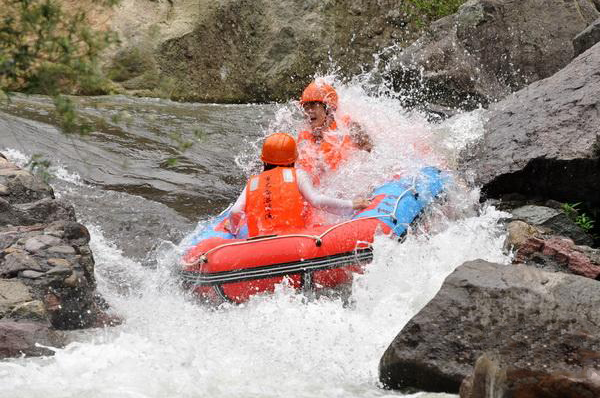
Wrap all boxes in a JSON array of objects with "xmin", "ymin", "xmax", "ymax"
[{"xmin": 302, "ymin": 101, "xmax": 328, "ymax": 130}]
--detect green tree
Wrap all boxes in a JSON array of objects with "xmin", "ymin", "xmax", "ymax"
[{"xmin": 1, "ymin": 0, "xmax": 119, "ymax": 133}]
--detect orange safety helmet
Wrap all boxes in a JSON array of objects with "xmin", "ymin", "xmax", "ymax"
[
  {"xmin": 300, "ymin": 81, "xmax": 338, "ymax": 110},
  {"xmin": 260, "ymin": 133, "xmax": 298, "ymax": 165}
]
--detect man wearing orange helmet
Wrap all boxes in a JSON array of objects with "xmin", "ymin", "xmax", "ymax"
[
  {"xmin": 227, "ymin": 133, "xmax": 369, "ymax": 237},
  {"xmin": 297, "ymin": 80, "xmax": 373, "ymax": 183}
]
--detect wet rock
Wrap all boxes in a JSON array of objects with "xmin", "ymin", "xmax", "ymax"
[
  {"xmin": 0, "ymin": 321, "xmax": 64, "ymax": 358},
  {"xmin": 0, "ymin": 279, "xmax": 33, "ymax": 317},
  {"xmin": 388, "ymin": 0, "xmax": 599, "ymax": 110},
  {"xmin": 0, "ymin": 197, "xmax": 76, "ymax": 227},
  {"xmin": 379, "ymin": 260, "xmax": 600, "ymax": 394},
  {"xmin": 1, "ymin": 251, "xmax": 44, "ymax": 277},
  {"xmin": 460, "ymin": 42, "xmax": 600, "ymax": 208},
  {"xmin": 510, "ymin": 205, "xmax": 593, "ymax": 246},
  {"xmin": 0, "ymin": 222, "xmax": 102, "ymax": 330},
  {"xmin": 0, "ymin": 158, "xmax": 54, "ymax": 204},
  {"xmin": 460, "ymin": 354, "xmax": 600, "ymax": 398},
  {"xmin": 515, "ymin": 236, "xmax": 600, "ymax": 278},
  {"xmin": 9, "ymin": 300, "xmax": 47, "ymax": 322},
  {"xmin": 574, "ymin": 17, "xmax": 600, "ymax": 57},
  {"xmin": 504, "ymin": 220, "xmax": 540, "ymax": 249}
]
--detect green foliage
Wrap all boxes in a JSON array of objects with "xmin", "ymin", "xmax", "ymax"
[
  {"xmin": 403, "ymin": 0, "xmax": 467, "ymax": 28},
  {"xmin": 26, "ymin": 153, "xmax": 51, "ymax": 182},
  {"xmin": 1, "ymin": 0, "xmax": 119, "ymax": 133},
  {"xmin": 561, "ymin": 202, "xmax": 596, "ymax": 233}
]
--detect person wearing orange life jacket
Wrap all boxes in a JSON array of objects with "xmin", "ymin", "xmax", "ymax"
[
  {"xmin": 297, "ymin": 80, "xmax": 373, "ymax": 183},
  {"xmin": 227, "ymin": 133, "xmax": 369, "ymax": 238}
]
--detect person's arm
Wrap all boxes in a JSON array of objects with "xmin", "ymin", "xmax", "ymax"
[
  {"xmin": 226, "ymin": 185, "xmax": 247, "ymax": 234},
  {"xmin": 296, "ymin": 170, "xmax": 367, "ymax": 215}
]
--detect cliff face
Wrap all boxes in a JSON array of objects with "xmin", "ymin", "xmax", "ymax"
[
  {"xmin": 67, "ymin": 0, "xmax": 600, "ymax": 106},
  {"xmin": 84, "ymin": 0, "xmax": 421, "ymax": 102},
  {"xmin": 155, "ymin": 0, "xmax": 414, "ymax": 102}
]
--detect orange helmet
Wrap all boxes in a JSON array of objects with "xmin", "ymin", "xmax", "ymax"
[
  {"xmin": 300, "ymin": 81, "xmax": 338, "ymax": 110},
  {"xmin": 260, "ymin": 133, "xmax": 298, "ymax": 165}
]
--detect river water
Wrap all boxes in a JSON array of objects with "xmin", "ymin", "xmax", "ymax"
[{"xmin": 0, "ymin": 85, "xmax": 510, "ymax": 397}]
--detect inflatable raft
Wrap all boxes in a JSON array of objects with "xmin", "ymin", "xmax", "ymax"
[{"xmin": 180, "ymin": 167, "xmax": 448, "ymax": 304}]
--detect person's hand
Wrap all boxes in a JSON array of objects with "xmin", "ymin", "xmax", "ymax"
[
  {"xmin": 223, "ymin": 218, "xmax": 232, "ymax": 232},
  {"xmin": 352, "ymin": 197, "xmax": 370, "ymax": 210}
]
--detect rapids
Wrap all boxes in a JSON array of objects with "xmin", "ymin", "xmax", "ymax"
[{"xmin": 0, "ymin": 82, "xmax": 510, "ymax": 397}]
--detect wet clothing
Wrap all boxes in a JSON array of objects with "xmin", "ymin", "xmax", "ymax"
[{"xmin": 230, "ymin": 167, "xmax": 353, "ymax": 237}]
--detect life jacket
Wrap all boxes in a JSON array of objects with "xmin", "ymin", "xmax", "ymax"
[
  {"xmin": 245, "ymin": 167, "xmax": 307, "ymax": 237},
  {"xmin": 297, "ymin": 118, "xmax": 358, "ymax": 185}
]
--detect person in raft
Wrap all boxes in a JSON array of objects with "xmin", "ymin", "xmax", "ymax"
[
  {"xmin": 297, "ymin": 80, "xmax": 373, "ymax": 183},
  {"xmin": 227, "ymin": 132, "xmax": 370, "ymax": 238}
]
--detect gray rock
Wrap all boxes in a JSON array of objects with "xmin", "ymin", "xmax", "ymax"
[
  {"xmin": 0, "ymin": 321, "xmax": 64, "ymax": 358},
  {"xmin": 574, "ymin": 17, "xmax": 600, "ymax": 57},
  {"xmin": 0, "ymin": 162, "xmax": 54, "ymax": 204},
  {"xmin": 388, "ymin": 0, "xmax": 600, "ymax": 110},
  {"xmin": 0, "ymin": 279, "xmax": 33, "ymax": 317},
  {"xmin": 48, "ymin": 245, "xmax": 76, "ymax": 255},
  {"xmin": 1, "ymin": 251, "xmax": 44, "ymax": 277},
  {"xmin": 20, "ymin": 270, "xmax": 45, "ymax": 279},
  {"xmin": 0, "ymin": 198, "xmax": 76, "ymax": 227},
  {"xmin": 460, "ymin": 42, "xmax": 600, "ymax": 208},
  {"xmin": 379, "ymin": 260, "xmax": 600, "ymax": 394},
  {"xmin": 24, "ymin": 237, "xmax": 50, "ymax": 253},
  {"xmin": 510, "ymin": 205, "xmax": 593, "ymax": 246}
]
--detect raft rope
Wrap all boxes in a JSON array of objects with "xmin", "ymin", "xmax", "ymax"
[{"xmin": 189, "ymin": 176, "xmax": 419, "ymax": 267}]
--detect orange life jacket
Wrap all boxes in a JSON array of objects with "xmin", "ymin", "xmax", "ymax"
[{"xmin": 245, "ymin": 167, "xmax": 307, "ymax": 237}]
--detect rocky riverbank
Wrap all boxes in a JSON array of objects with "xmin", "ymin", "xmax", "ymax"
[
  {"xmin": 378, "ymin": 2, "xmax": 600, "ymax": 395},
  {"xmin": 0, "ymin": 155, "xmax": 115, "ymax": 358}
]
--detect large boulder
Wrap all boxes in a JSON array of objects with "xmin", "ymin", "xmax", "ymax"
[
  {"xmin": 574, "ymin": 17, "xmax": 600, "ymax": 57},
  {"xmin": 388, "ymin": 0, "xmax": 599, "ymax": 109},
  {"xmin": 379, "ymin": 260, "xmax": 600, "ymax": 394},
  {"xmin": 460, "ymin": 41, "xmax": 600, "ymax": 207},
  {"xmin": 156, "ymin": 0, "xmax": 412, "ymax": 102}
]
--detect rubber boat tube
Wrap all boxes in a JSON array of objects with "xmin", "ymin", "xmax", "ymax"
[{"xmin": 180, "ymin": 166, "xmax": 448, "ymax": 304}]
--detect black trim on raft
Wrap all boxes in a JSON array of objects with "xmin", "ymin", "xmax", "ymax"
[{"xmin": 180, "ymin": 249, "xmax": 374, "ymax": 287}]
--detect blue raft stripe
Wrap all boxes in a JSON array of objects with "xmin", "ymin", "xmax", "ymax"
[{"xmin": 186, "ymin": 166, "xmax": 449, "ymax": 245}]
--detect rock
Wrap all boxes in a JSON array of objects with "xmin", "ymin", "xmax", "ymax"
[
  {"xmin": 460, "ymin": 354, "xmax": 600, "ymax": 398},
  {"xmin": 155, "ymin": 0, "xmax": 421, "ymax": 102},
  {"xmin": 0, "ymin": 251, "xmax": 44, "ymax": 277},
  {"xmin": 510, "ymin": 205, "xmax": 593, "ymax": 246},
  {"xmin": 0, "ymin": 160, "xmax": 54, "ymax": 204},
  {"xmin": 20, "ymin": 270, "xmax": 45, "ymax": 279},
  {"xmin": 9, "ymin": 300, "xmax": 47, "ymax": 322},
  {"xmin": 388, "ymin": 0, "xmax": 600, "ymax": 110},
  {"xmin": 515, "ymin": 236, "xmax": 600, "ymax": 278},
  {"xmin": 0, "ymin": 279, "xmax": 33, "ymax": 317},
  {"xmin": 48, "ymin": 245, "xmax": 76, "ymax": 255},
  {"xmin": 379, "ymin": 260, "xmax": 600, "ymax": 394},
  {"xmin": 0, "ymin": 321, "xmax": 64, "ymax": 358},
  {"xmin": 504, "ymin": 220, "xmax": 539, "ymax": 249},
  {"xmin": 574, "ymin": 17, "xmax": 600, "ymax": 57},
  {"xmin": 460, "ymin": 42, "xmax": 600, "ymax": 208},
  {"xmin": 0, "ymin": 198, "xmax": 76, "ymax": 227}
]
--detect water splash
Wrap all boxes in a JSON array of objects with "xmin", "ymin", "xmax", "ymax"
[{"xmin": 0, "ymin": 74, "xmax": 507, "ymax": 398}]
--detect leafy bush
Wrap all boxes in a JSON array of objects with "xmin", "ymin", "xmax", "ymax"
[{"xmin": 1, "ymin": 0, "xmax": 119, "ymax": 133}]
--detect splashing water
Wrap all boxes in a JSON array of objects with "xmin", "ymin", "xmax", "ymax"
[{"xmin": 0, "ymin": 77, "xmax": 508, "ymax": 398}]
